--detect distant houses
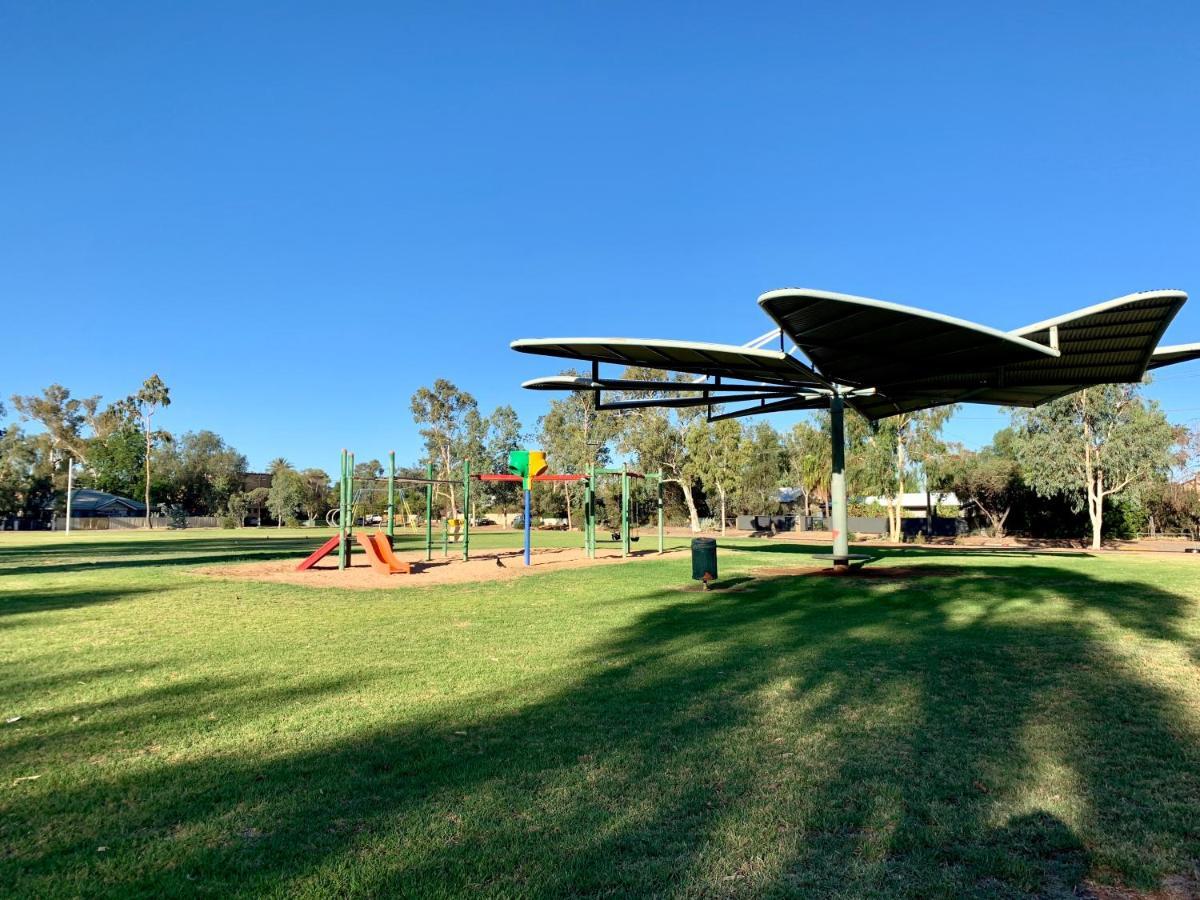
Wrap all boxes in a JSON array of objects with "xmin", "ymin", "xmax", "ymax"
[
  {"xmin": 49, "ymin": 489, "xmax": 146, "ymax": 519},
  {"xmin": 242, "ymin": 472, "xmax": 273, "ymax": 492}
]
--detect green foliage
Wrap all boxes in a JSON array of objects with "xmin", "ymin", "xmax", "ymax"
[
  {"xmin": 1009, "ymin": 384, "xmax": 1182, "ymax": 547},
  {"xmin": 615, "ymin": 368, "xmax": 705, "ymax": 530},
  {"xmin": 85, "ymin": 426, "xmax": 145, "ymax": 498},
  {"xmin": 0, "ymin": 425, "xmax": 50, "ymax": 521},
  {"xmin": 538, "ymin": 373, "xmax": 619, "ymax": 525},
  {"xmin": 484, "ymin": 404, "xmax": 528, "ymax": 513},
  {"xmin": 247, "ymin": 487, "xmax": 271, "ymax": 525},
  {"xmin": 782, "ymin": 420, "xmax": 829, "ymax": 515},
  {"xmin": 936, "ymin": 446, "xmax": 1023, "ymax": 537},
  {"xmin": 684, "ymin": 418, "xmax": 742, "ymax": 530},
  {"xmin": 266, "ymin": 465, "xmax": 305, "ymax": 528},
  {"xmin": 152, "ymin": 431, "xmax": 247, "ymax": 515},
  {"xmin": 8, "ymin": 384, "xmax": 93, "ymax": 462},
  {"xmin": 299, "ymin": 469, "xmax": 332, "ymax": 524},
  {"xmin": 410, "ymin": 378, "xmax": 477, "ymax": 517},
  {"xmin": 734, "ymin": 421, "xmax": 785, "ymax": 514},
  {"xmin": 226, "ymin": 492, "xmax": 249, "ymax": 527},
  {"xmin": 1144, "ymin": 483, "xmax": 1200, "ymax": 536},
  {"xmin": 1104, "ymin": 497, "xmax": 1149, "ymax": 540}
]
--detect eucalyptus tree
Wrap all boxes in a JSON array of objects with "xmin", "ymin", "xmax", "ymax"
[
  {"xmin": 783, "ymin": 419, "xmax": 830, "ymax": 516},
  {"xmin": 934, "ymin": 444, "xmax": 1022, "ymax": 537},
  {"xmin": 538, "ymin": 372, "xmax": 619, "ymax": 528},
  {"xmin": 1008, "ymin": 384, "xmax": 1183, "ymax": 548},
  {"xmin": 9, "ymin": 384, "xmax": 92, "ymax": 464},
  {"xmin": 410, "ymin": 379, "xmax": 477, "ymax": 518},
  {"xmin": 614, "ymin": 367, "xmax": 704, "ymax": 532},
  {"xmin": 485, "ymin": 404, "xmax": 528, "ymax": 519},
  {"xmin": 684, "ymin": 417, "xmax": 742, "ymax": 533}
]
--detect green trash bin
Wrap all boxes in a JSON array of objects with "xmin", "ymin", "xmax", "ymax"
[{"xmin": 691, "ymin": 537, "xmax": 717, "ymax": 587}]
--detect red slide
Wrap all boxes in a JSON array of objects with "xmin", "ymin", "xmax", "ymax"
[{"xmin": 296, "ymin": 534, "xmax": 341, "ymax": 571}]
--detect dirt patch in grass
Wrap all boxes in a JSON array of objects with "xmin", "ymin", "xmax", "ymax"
[
  {"xmin": 1080, "ymin": 870, "xmax": 1200, "ymax": 899},
  {"xmin": 196, "ymin": 545, "xmax": 682, "ymax": 590}
]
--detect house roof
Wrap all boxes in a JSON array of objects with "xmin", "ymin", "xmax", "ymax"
[{"xmin": 46, "ymin": 489, "xmax": 147, "ymax": 512}]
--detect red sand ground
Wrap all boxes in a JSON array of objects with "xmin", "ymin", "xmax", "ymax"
[{"xmin": 198, "ymin": 545, "xmax": 684, "ymax": 590}]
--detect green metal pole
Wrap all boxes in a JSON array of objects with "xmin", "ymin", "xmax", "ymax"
[
  {"xmin": 621, "ymin": 463, "xmax": 630, "ymax": 558},
  {"xmin": 589, "ymin": 467, "xmax": 596, "ymax": 557},
  {"xmin": 387, "ymin": 450, "xmax": 395, "ymax": 540},
  {"xmin": 338, "ymin": 449, "xmax": 347, "ymax": 570},
  {"xmin": 425, "ymin": 462, "xmax": 433, "ymax": 561},
  {"xmin": 657, "ymin": 469, "xmax": 664, "ymax": 554},
  {"xmin": 442, "ymin": 517, "xmax": 448, "ymax": 557},
  {"xmin": 345, "ymin": 453, "xmax": 352, "ymax": 547},
  {"xmin": 462, "ymin": 461, "xmax": 470, "ymax": 562},
  {"xmin": 584, "ymin": 467, "xmax": 593, "ymax": 558}
]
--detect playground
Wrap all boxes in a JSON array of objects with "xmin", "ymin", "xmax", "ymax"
[
  {"xmin": 205, "ymin": 538, "xmax": 683, "ymax": 590},
  {"xmin": 284, "ymin": 448, "xmax": 672, "ymax": 585}
]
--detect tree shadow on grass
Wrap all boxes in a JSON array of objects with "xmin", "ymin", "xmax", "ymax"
[
  {"xmin": 0, "ymin": 586, "xmax": 161, "ymax": 623},
  {"xmin": 727, "ymin": 541, "xmax": 1096, "ymax": 560},
  {"xmin": 0, "ymin": 538, "xmax": 321, "ymax": 576},
  {"xmin": 2, "ymin": 562, "xmax": 1198, "ymax": 897}
]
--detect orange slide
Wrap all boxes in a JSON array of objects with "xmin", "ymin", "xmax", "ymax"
[{"xmin": 355, "ymin": 531, "xmax": 413, "ymax": 575}]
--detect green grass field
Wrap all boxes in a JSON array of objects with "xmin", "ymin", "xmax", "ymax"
[{"xmin": 2, "ymin": 529, "xmax": 1198, "ymax": 898}]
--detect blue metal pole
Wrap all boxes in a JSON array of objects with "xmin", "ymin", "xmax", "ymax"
[{"xmin": 524, "ymin": 488, "xmax": 531, "ymax": 566}]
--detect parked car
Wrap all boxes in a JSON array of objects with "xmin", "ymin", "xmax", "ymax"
[{"xmin": 473, "ymin": 517, "xmax": 495, "ymax": 526}]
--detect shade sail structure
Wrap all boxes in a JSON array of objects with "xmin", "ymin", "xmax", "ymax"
[
  {"xmin": 510, "ymin": 286, "xmax": 1196, "ymax": 567},
  {"xmin": 757, "ymin": 289, "xmax": 1060, "ymax": 388},
  {"xmin": 509, "ymin": 337, "xmax": 828, "ymax": 387},
  {"xmin": 1147, "ymin": 342, "xmax": 1200, "ymax": 370},
  {"xmin": 512, "ymin": 288, "xmax": 1194, "ymax": 422}
]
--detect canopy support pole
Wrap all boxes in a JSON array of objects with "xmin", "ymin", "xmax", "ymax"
[
  {"xmin": 830, "ymin": 392, "xmax": 850, "ymax": 570},
  {"xmin": 424, "ymin": 462, "xmax": 433, "ymax": 561}
]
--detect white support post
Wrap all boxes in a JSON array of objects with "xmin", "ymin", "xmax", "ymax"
[
  {"xmin": 830, "ymin": 393, "xmax": 849, "ymax": 567},
  {"xmin": 65, "ymin": 456, "xmax": 73, "ymax": 536}
]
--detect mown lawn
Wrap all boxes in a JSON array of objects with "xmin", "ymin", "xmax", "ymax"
[{"xmin": 2, "ymin": 529, "xmax": 1198, "ymax": 898}]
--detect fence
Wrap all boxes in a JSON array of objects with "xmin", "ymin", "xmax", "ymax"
[{"xmin": 51, "ymin": 516, "xmax": 222, "ymax": 531}]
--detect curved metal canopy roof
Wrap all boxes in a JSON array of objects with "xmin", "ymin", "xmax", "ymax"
[
  {"xmin": 509, "ymin": 337, "xmax": 827, "ymax": 387},
  {"xmin": 511, "ymin": 288, "xmax": 1195, "ymax": 421}
]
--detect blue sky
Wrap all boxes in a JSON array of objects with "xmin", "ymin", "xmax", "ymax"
[{"xmin": 3, "ymin": 1, "xmax": 1199, "ymax": 473}]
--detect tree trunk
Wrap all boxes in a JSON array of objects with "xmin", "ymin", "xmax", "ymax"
[
  {"xmin": 718, "ymin": 484, "xmax": 727, "ymax": 535},
  {"xmin": 1088, "ymin": 472, "xmax": 1103, "ymax": 549},
  {"xmin": 144, "ymin": 430, "xmax": 152, "ymax": 529},
  {"xmin": 677, "ymin": 479, "xmax": 701, "ymax": 532}
]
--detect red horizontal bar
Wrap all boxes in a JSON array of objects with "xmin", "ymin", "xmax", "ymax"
[{"xmin": 475, "ymin": 473, "xmax": 588, "ymax": 482}]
